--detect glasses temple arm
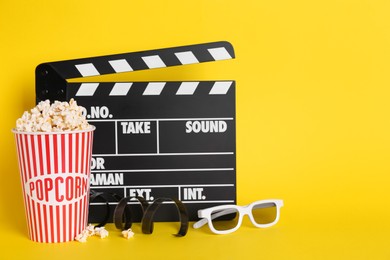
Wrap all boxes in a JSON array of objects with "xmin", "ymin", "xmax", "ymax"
[{"xmin": 193, "ymin": 208, "xmax": 237, "ymax": 229}]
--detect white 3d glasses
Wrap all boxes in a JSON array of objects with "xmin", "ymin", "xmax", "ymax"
[{"xmin": 193, "ymin": 199, "xmax": 284, "ymax": 234}]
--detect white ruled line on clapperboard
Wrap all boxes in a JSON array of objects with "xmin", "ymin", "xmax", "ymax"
[
  {"xmin": 36, "ymin": 41, "xmax": 236, "ymax": 222},
  {"xmin": 91, "ymin": 184, "xmax": 235, "ymax": 205},
  {"xmin": 88, "ymin": 117, "xmax": 235, "ymax": 156}
]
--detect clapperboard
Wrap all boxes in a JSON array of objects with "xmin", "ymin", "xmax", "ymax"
[{"xmin": 35, "ymin": 41, "xmax": 236, "ymax": 222}]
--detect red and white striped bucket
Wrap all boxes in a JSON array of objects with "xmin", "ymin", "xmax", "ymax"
[{"xmin": 13, "ymin": 127, "xmax": 95, "ymax": 243}]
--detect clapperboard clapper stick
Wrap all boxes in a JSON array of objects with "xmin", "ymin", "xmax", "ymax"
[{"xmin": 36, "ymin": 41, "xmax": 237, "ymax": 222}]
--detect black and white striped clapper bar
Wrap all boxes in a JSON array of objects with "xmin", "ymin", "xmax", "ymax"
[{"xmin": 36, "ymin": 41, "xmax": 236, "ymax": 222}]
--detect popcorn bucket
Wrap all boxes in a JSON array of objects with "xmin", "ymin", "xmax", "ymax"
[{"xmin": 12, "ymin": 127, "xmax": 95, "ymax": 243}]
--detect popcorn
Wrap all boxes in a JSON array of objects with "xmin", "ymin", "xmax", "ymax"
[
  {"xmin": 85, "ymin": 224, "xmax": 96, "ymax": 237},
  {"xmin": 16, "ymin": 99, "xmax": 93, "ymax": 132},
  {"xmin": 75, "ymin": 231, "xmax": 89, "ymax": 243},
  {"xmin": 74, "ymin": 225, "xmax": 137, "ymax": 242},
  {"xmin": 121, "ymin": 228, "xmax": 135, "ymax": 239},
  {"xmin": 75, "ymin": 224, "xmax": 109, "ymax": 242},
  {"xmin": 94, "ymin": 227, "xmax": 109, "ymax": 239}
]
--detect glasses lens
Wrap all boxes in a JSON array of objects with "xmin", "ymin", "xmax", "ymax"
[
  {"xmin": 210, "ymin": 208, "xmax": 239, "ymax": 232},
  {"xmin": 252, "ymin": 202, "xmax": 277, "ymax": 225}
]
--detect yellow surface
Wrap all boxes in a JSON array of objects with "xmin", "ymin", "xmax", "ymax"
[{"xmin": 1, "ymin": 0, "xmax": 390, "ymax": 259}]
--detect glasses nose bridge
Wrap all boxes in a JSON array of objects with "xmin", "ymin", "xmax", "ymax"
[{"xmin": 240, "ymin": 205, "xmax": 252, "ymax": 218}]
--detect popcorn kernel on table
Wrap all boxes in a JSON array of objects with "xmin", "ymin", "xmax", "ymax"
[
  {"xmin": 122, "ymin": 228, "xmax": 135, "ymax": 239},
  {"xmin": 75, "ymin": 225, "xmax": 109, "ymax": 242},
  {"xmin": 94, "ymin": 227, "xmax": 109, "ymax": 239}
]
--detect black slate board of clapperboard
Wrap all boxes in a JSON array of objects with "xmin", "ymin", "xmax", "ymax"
[{"xmin": 35, "ymin": 41, "xmax": 236, "ymax": 222}]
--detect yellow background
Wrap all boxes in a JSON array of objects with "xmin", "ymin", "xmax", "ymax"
[{"xmin": 1, "ymin": 0, "xmax": 389, "ymax": 259}]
